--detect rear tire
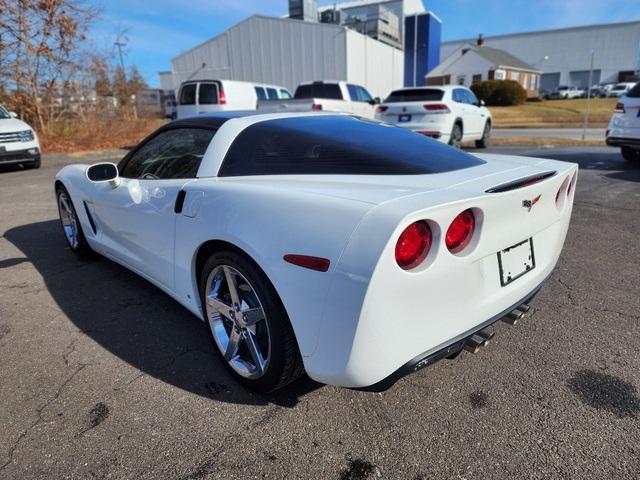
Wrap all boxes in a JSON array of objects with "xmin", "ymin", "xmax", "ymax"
[
  {"xmin": 56, "ymin": 185, "xmax": 93, "ymax": 258},
  {"xmin": 199, "ymin": 250, "xmax": 304, "ymax": 393},
  {"xmin": 621, "ymin": 147, "xmax": 640, "ymax": 162},
  {"xmin": 475, "ymin": 122, "xmax": 491, "ymax": 149},
  {"xmin": 449, "ymin": 123, "xmax": 463, "ymax": 149}
]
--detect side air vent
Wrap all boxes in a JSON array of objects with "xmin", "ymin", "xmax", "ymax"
[
  {"xmin": 485, "ymin": 171, "xmax": 556, "ymax": 193},
  {"xmin": 83, "ymin": 201, "xmax": 97, "ymax": 235}
]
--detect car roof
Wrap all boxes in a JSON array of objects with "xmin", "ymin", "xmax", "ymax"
[
  {"xmin": 162, "ymin": 111, "xmax": 257, "ymax": 130},
  {"xmin": 390, "ymin": 85, "xmax": 460, "ymax": 92}
]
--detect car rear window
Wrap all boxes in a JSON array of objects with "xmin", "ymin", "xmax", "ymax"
[
  {"xmin": 627, "ymin": 83, "xmax": 640, "ymax": 98},
  {"xmin": 199, "ymin": 83, "xmax": 218, "ymax": 105},
  {"xmin": 294, "ymin": 84, "xmax": 343, "ymax": 100},
  {"xmin": 218, "ymin": 116, "xmax": 485, "ymax": 177},
  {"xmin": 179, "ymin": 84, "xmax": 196, "ymax": 105},
  {"xmin": 385, "ymin": 89, "xmax": 444, "ymax": 102}
]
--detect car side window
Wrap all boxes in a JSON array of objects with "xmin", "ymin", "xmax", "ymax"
[
  {"xmin": 120, "ymin": 128, "xmax": 215, "ymax": 180},
  {"xmin": 453, "ymin": 89, "xmax": 465, "ymax": 103},
  {"xmin": 266, "ymin": 87, "xmax": 278, "ymax": 100},
  {"xmin": 465, "ymin": 89, "xmax": 479, "ymax": 105},
  {"xmin": 357, "ymin": 86, "xmax": 373, "ymax": 103},
  {"xmin": 255, "ymin": 87, "xmax": 267, "ymax": 100},
  {"xmin": 279, "ymin": 89, "xmax": 292, "ymax": 99},
  {"xmin": 346, "ymin": 84, "xmax": 359, "ymax": 102},
  {"xmin": 179, "ymin": 84, "xmax": 196, "ymax": 105}
]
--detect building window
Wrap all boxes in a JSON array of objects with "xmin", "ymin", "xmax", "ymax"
[
  {"xmin": 510, "ymin": 71, "xmax": 520, "ymax": 82},
  {"xmin": 472, "ymin": 74, "xmax": 482, "ymax": 83},
  {"xmin": 494, "ymin": 70, "xmax": 505, "ymax": 80},
  {"xmin": 457, "ymin": 75, "xmax": 466, "ymax": 85}
]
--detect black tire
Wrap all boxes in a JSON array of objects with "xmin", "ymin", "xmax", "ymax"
[
  {"xmin": 199, "ymin": 250, "xmax": 304, "ymax": 393},
  {"xmin": 621, "ymin": 147, "xmax": 640, "ymax": 162},
  {"xmin": 449, "ymin": 123, "xmax": 463, "ymax": 149},
  {"xmin": 475, "ymin": 121, "xmax": 491, "ymax": 149},
  {"xmin": 24, "ymin": 156, "xmax": 41, "ymax": 169},
  {"xmin": 55, "ymin": 185, "xmax": 93, "ymax": 258}
]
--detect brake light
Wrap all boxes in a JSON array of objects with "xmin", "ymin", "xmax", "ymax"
[
  {"xmin": 376, "ymin": 105, "xmax": 388, "ymax": 113},
  {"xmin": 311, "ymin": 104, "xmax": 323, "ymax": 111},
  {"xmin": 445, "ymin": 210, "xmax": 475, "ymax": 254},
  {"xmin": 424, "ymin": 103, "xmax": 451, "ymax": 113},
  {"xmin": 218, "ymin": 89, "xmax": 227, "ymax": 105},
  {"xmin": 614, "ymin": 102, "xmax": 625, "ymax": 114},
  {"xmin": 284, "ymin": 254, "xmax": 330, "ymax": 272},
  {"xmin": 395, "ymin": 221, "xmax": 432, "ymax": 270}
]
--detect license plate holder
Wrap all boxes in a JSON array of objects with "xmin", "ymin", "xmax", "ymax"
[
  {"xmin": 398, "ymin": 114, "xmax": 411, "ymax": 122},
  {"xmin": 497, "ymin": 238, "xmax": 535, "ymax": 287}
]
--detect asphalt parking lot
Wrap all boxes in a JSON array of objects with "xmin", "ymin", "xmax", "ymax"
[{"xmin": 1, "ymin": 146, "xmax": 639, "ymax": 479}]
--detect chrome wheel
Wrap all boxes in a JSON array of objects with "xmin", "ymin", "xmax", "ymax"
[
  {"xmin": 204, "ymin": 265, "xmax": 271, "ymax": 379},
  {"xmin": 57, "ymin": 191, "xmax": 79, "ymax": 249}
]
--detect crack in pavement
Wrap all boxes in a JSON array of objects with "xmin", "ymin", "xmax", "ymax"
[{"xmin": 0, "ymin": 363, "xmax": 88, "ymax": 473}]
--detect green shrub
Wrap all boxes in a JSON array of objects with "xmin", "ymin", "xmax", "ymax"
[{"xmin": 471, "ymin": 79, "xmax": 527, "ymax": 106}]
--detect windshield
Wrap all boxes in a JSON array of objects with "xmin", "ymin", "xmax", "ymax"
[
  {"xmin": 384, "ymin": 89, "xmax": 444, "ymax": 103},
  {"xmin": 0, "ymin": 105, "xmax": 10, "ymax": 119},
  {"xmin": 611, "ymin": 85, "xmax": 626, "ymax": 91},
  {"xmin": 219, "ymin": 115, "xmax": 485, "ymax": 177}
]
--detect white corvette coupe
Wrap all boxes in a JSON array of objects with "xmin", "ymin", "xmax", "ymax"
[{"xmin": 55, "ymin": 112, "xmax": 577, "ymax": 392}]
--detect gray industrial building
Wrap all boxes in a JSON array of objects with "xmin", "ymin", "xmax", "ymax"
[{"xmin": 441, "ymin": 20, "xmax": 640, "ymax": 91}]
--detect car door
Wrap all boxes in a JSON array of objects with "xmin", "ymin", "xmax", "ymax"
[
  {"xmin": 177, "ymin": 83, "xmax": 198, "ymax": 118},
  {"xmin": 464, "ymin": 89, "xmax": 486, "ymax": 137},
  {"xmin": 90, "ymin": 127, "xmax": 215, "ymax": 290}
]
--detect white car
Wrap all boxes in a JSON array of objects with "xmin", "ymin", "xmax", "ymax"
[
  {"xmin": 374, "ymin": 86, "xmax": 492, "ymax": 148},
  {"xmin": 607, "ymin": 82, "xmax": 637, "ymax": 98},
  {"xmin": 606, "ymin": 82, "xmax": 640, "ymax": 161},
  {"xmin": 0, "ymin": 104, "xmax": 41, "ymax": 169},
  {"xmin": 176, "ymin": 80, "xmax": 292, "ymax": 119},
  {"xmin": 257, "ymin": 81, "xmax": 377, "ymax": 119},
  {"xmin": 55, "ymin": 112, "xmax": 577, "ymax": 392},
  {"xmin": 549, "ymin": 85, "xmax": 585, "ymax": 99}
]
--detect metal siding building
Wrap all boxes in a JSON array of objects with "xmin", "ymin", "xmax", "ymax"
[
  {"xmin": 440, "ymin": 21, "xmax": 640, "ymax": 90},
  {"xmin": 168, "ymin": 15, "xmax": 403, "ymax": 98}
]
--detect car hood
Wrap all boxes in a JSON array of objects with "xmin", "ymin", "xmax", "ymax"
[
  {"xmin": 0, "ymin": 117, "xmax": 32, "ymax": 134},
  {"xmin": 213, "ymin": 153, "xmax": 565, "ymax": 206}
]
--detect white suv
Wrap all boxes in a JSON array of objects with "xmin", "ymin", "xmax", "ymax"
[
  {"xmin": 0, "ymin": 105, "xmax": 41, "ymax": 169},
  {"xmin": 374, "ymin": 86, "xmax": 492, "ymax": 148},
  {"xmin": 606, "ymin": 82, "xmax": 640, "ymax": 162}
]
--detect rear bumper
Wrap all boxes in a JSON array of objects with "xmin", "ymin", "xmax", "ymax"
[
  {"xmin": 357, "ymin": 276, "xmax": 547, "ymax": 392},
  {"xmin": 606, "ymin": 136, "xmax": 640, "ymax": 148},
  {"xmin": 0, "ymin": 146, "xmax": 40, "ymax": 165}
]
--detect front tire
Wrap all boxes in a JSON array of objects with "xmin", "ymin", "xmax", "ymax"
[
  {"xmin": 475, "ymin": 122, "xmax": 491, "ymax": 149},
  {"xmin": 449, "ymin": 123, "xmax": 463, "ymax": 149},
  {"xmin": 199, "ymin": 250, "xmax": 304, "ymax": 392},
  {"xmin": 56, "ymin": 185, "xmax": 92, "ymax": 258},
  {"xmin": 621, "ymin": 147, "xmax": 640, "ymax": 162}
]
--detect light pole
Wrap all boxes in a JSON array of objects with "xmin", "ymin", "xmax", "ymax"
[
  {"xmin": 114, "ymin": 41, "xmax": 127, "ymax": 71},
  {"xmin": 582, "ymin": 51, "xmax": 595, "ymax": 142}
]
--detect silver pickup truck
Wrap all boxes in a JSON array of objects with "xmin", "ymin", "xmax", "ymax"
[{"xmin": 257, "ymin": 81, "xmax": 378, "ymax": 119}]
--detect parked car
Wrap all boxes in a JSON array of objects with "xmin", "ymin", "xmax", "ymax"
[
  {"xmin": 0, "ymin": 104, "xmax": 41, "ymax": 169},
  {"xmin": 176, "ymin": 80, "xmax": 292, "ymax": 119},
  {"xmin": 607, "ymin": 82, "xmax": 637, "ymax": 98},
  {"xmin": 257, "ymin": 81, "xmax": 377, "ymax": 118},
  {"xmin": 374, "ymin": 86, "xmax": 492, "ymax": 148},
  {"xmin": 549, "ymin": 85, "xmax": 585, "ymax": 99},
  {"xmin": 54, "ymin": 111, "xmax": 577, "ymax": 392},
  {"xmin": 606, "ymin": 82, "xmax": 640, "ymax": 162}
]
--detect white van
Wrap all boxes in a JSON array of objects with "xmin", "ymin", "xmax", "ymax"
[{"xmin": 176, "ymin": 80, "xmax": 292, "ymax": 119}]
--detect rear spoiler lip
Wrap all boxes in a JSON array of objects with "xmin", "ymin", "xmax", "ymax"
[{"xmin": 485, "ymin": 171, "xmax": 557, "ymax": 193}]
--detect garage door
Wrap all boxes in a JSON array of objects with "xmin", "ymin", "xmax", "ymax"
[
  {"xmin": 569, "ymin": 70, "xmax": 601, "ymax": 88},
  {"xmin": 540, "ymin": 73, "xmax": 560, "ymax": 91}
]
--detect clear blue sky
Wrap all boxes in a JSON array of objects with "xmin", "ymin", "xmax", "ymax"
[{"xmin": 89, "ymin": 0, "xmax": 640, "ymax": 87}]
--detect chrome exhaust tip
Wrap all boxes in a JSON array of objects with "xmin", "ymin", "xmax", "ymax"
[
  {"xmin": 464, "ymin": 333, "xmax": 488, "ymax": 354},
  {"xmin": 501, "ymin": 308, "xmax": 525, "ymax": 325}
]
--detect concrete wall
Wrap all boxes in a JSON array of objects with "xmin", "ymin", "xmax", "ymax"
[
  {"xmin": 345, "ymin": 29, "xmax": 404, "ymax": 98},
  {"xmin": 168, "ymin": 15, "xmax": 403, "ymax": 99},
  {"xmin": 441, "ymin": 21, "xmax": 640, "ymax": 89}
]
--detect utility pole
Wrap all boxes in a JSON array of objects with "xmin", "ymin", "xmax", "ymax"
[
  {"xmin": 582, "ymin": 51, "xmax": 595, "ymax": 142},
  {"xmin": 114, "ymin": 41, "xmax": 126, "ymax": 71}
]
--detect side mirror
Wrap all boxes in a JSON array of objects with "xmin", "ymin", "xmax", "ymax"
[
  {"xmin": 477, "ymin": 100, "xmax": 486, "ymax": 107},
  {"xmin": 369, "ymin": 97, "xmax": 381, "ymax": 105},
  {"xmin": 9, "ymin": 111, "xmax": 18, "ymax": 118},
  {"xmin": 86, "ymin": 162, "xmax": 120, "ymax": 188}
]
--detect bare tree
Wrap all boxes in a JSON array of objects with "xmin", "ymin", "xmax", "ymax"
[{"xmin": 0, "ymin": 0, "xmax": 99, "ymax": 130}]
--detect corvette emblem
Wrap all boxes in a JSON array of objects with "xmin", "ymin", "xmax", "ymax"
[{"xmin": 522, "ymin": 194, "xmax": 542, "ymax": 212}]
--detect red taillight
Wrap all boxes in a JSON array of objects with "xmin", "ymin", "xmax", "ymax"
[
  {"xmin": 445, "ymin": 210, "xmax": 475, "ymax": 253},
  {"xmin": 311, "ymin": 104, "xmax": 323, "ymax": 111},
  {"xmin": 614, "ymin": 102, "xmax": 625, "ymax": 114},
  {"xmin": 218, "ymin": 89, "xmax": 227, "ymax": 105},
  {"xmin": 395, "ymin": 221, "xmax": 432, "ymax": 270},
  {"xmin": 376, "ymin": 105, "xmax": 388, "ymax": 113},
  {"xmin": 424, "ymin": 103, "xmax": 451, "ymax": 113},
  {"xmin": 284, "ymin": 254, "xmax": 330, "ymax": 272}
]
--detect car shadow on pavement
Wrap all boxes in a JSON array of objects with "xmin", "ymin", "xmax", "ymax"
[{"xmin": 4, "ymin": 219, "xmax": 322, "ymax": 408}]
